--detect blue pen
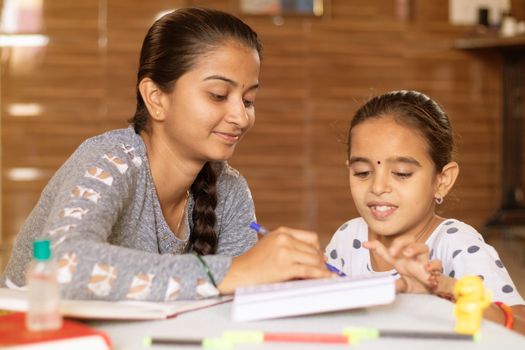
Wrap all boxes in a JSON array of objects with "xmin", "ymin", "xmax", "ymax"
[{"xmin": 249, "ymin": 221, "xmax": 346, "ymax": 277}]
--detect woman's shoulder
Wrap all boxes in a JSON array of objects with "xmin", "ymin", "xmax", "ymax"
[
  {"xmin": 215, "ymin": 162, "xmax": 248, "ymax": 187},
  {"xmin": 70, "ymin": 127, "xmax": 146, "ymax": 166},
  {"xmin": 80, "ymin": 127, "xmax": 144, "ymax": 153}
]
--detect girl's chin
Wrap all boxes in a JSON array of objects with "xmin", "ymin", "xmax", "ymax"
[{"xmin": 367, "ymin": 222, "xmax": 402, "ymax": 238}]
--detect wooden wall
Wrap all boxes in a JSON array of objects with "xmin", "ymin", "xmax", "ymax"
[{"xmin": 0, "ymin": 0, "xmax": 510, "ymax": 252}]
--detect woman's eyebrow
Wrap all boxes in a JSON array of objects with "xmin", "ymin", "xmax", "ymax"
[{"xmin": 203, "ymin": 75, "xmax": 260, "ymax": 90}]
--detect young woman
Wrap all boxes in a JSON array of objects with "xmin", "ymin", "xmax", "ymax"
[
  {"xmin": 325, "ymin": 90, "xmax": 525, "ymax": 333},
  {"xmin": 2, "ymin": 8, "xmax": 331, "ymax": 301}
]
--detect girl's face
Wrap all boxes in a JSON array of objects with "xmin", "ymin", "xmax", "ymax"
[
  {"xmin": 160, "ymin": 41, "xmax": 260, "ymax": 162},
  {"xmin": 348, "ymin": 116, "xmax": 439, "ymax": 239}
]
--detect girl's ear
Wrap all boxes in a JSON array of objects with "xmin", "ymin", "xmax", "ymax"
[
  {"xmin": 435, "ymin": 161, "xmax": 459, "ymax": 199},
  {"xmin": 138, "ymin": 78, "xmax": 166, "ymax": 121}
]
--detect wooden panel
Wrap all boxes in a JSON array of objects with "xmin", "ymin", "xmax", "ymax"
[
  {"xmin": 1, "ymin": 0, "xmax": 105, "ymax": 248},
  {"xmin": 0, "ymin": 0, "xmax": 516, "ymax": 257}
]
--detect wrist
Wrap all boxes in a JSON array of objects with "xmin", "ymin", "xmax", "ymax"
[
  {"xmin": 218, "ymin": 256, "xmax": 244, "ymax": 295},
  {"xmin": 431, "ymin": 275, "xmax": 456, "ymax": 301},
  {"xmin": 494, "ymin": 301, "xmax": 515, "ymax": 329}
]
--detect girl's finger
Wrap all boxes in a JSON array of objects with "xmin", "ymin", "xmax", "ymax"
[
  {"xmin": 364, "ymin": 240, "xmax": 395, "ymax": 265},
  {"xmin": 388, "ymin": 235, "xmax": 416, "ymax": 257}
]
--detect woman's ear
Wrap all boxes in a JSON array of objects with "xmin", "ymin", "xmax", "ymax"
[
  {"xmin": 138, "ymin": 78, "xmax": 165, "ymax": 121},
  {"xmin": 435, "ymin": 161, "xmax": 460, "ymax": 199}
]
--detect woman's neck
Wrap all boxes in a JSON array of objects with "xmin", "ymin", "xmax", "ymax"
[{"xmin": 140, "ymin": 130, "xmax": 202, "ymax": 209}]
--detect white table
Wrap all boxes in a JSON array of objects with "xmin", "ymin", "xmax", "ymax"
[{"xmin": 91, "ymin": 294, "xmax": 525, "ymax": 349}]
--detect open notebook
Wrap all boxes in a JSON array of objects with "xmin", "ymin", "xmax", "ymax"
[
  {"xmin": 0, "ymin": 288, "xmax": 232, "ymax": 320},
  {"xmin": 232, "ymin": 275, "xmax": 396, "ymax": 321}
]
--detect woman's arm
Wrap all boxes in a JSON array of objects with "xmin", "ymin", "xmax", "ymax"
[
  {"xmin": 2, "ymin": 133, "xmax": 232, "ymax": 301},
  {"xmin": 218, "ymin": 226, "xmax": 333, "ymax": 294}
]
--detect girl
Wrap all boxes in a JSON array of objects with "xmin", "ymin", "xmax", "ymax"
[
  {"xmin": 1, "ymin": 8, "xmax": 331, "ymax": 301},
  {"xmin": 325, "ymin": 90, "xmax": 525, "ymax": 333}
]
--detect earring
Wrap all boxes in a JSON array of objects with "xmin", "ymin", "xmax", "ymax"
[
  {"xmin": 435, "ymin": 196, "xmax": 444, "ymax": 205},
  {"xmin": 155, "ymin": 110, "xmax": 160, "ymax": 116}
]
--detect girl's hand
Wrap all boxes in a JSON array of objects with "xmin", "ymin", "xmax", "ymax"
[
  {"xmin": 218, "ymin": 226, "xmax": 332, "ymax": 294},
  {"xmin": 364, "ymin": 236, "xmax": 443, "ymax": 294}
]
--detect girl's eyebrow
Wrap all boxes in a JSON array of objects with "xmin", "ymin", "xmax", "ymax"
[
  {"xmin": 392, "ymin": 156, "xmax": 422, "ymax": 167},
  {"xmin": 348, "ymin": 156, "xmax": 421, "ymax": 167},
  {"xmin": 348, "ymin": 156, "xmax": 370, "ymax": 166}
]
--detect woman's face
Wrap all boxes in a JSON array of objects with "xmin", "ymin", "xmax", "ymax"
[
  {"xmin": 347, "ymin": 115, "xmax": 439, "ymax": 239},
  {"xmin": 160, "ymin": 41, "xmax": 260, "ymax": 162}
]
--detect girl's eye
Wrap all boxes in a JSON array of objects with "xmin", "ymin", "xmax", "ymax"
[
  {"xmin": 243, "ymin": 99, "xmax": 254, "ymax": 108},
  {"xmin": 353, "ymin": 171, "xmax": 370, "ymax": 178},
  {"xmin": 209, "ymin": 93, "xmax": 226, "ymax": 101},
  {"xmin": 393, "ymin": 172, "xmax": 412, "ymax": 179}
]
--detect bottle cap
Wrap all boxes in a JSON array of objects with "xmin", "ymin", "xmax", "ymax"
[{"xmin": 33, "ymin": 239, "xmax": 51, "ymax": 261}]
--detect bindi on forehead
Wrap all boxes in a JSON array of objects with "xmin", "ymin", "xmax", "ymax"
[{"xmin": 377, "ymin": 161, "xmax": 381, "ymax": 165}]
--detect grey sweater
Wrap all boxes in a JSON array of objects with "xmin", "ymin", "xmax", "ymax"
[{"xmin": 1, "ymin": 127, "xmax": 257, "ymax": 301}]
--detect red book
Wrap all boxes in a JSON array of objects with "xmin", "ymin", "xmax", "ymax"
[{"xmin": 0, "ymin": 312, "xmax": 112, "ymax": 349}]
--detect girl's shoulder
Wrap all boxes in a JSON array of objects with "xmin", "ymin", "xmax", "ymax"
[
  {"xmin": 427, "ymin": 218, "xmax": 485, "ymax": 253},
  {"xmin": 433, "ymin": 218, "xmax": 483, "ymax": 240},
  {"xmin": 330, "ymin": 217, "xmax": 369, "ymax": 242}
]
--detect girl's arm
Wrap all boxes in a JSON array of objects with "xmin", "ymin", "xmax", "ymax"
[
  {"xmin": 433, "ymin": 275, "xmax": 525, "ymax": 334},
  {"xmin": 364, "ymin": 239, "xmax": 442, "ymax": 294},
  {"xmin": 368, "ymin": 237, "xmax": 525, "ymax": 334}
]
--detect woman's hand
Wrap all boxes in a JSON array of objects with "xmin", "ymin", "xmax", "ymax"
[
  {"xmin": 218, "ymin": 226, "xmax": 332, "ymax": 294},
  {"xmin": 364, "ymin": 236, "xmax": 443, "ymax": 294}
]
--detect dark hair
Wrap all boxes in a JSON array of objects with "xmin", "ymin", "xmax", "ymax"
[
  {"xmin": 130, "ymin": 8, "xmax": 262, "ymax": 255},
  {"xmin": 347, "ymin": 90, "xmax": 454, "ymax": 172}
]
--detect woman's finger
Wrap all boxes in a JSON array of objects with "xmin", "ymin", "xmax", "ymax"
[
  {"xmin": 274, "ymin": 226, "xmax": 322, "ymax": 251},
  {"xmin": 267, "ymin": 230, "xmax": 323, "ymax": 257}
]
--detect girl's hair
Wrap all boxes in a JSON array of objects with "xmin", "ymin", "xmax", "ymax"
[
  {"xmin": 130, "ymin": 8, "xmax": 262, "ymax": 255},
  {"xmin": 347, "ymin": 90, "xmax": 454, "ymax": 172}
]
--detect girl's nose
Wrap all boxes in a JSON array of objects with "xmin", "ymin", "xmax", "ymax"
[{"xmin": 370, "ymin": 170, "xmax": 391, "ymax": 195}]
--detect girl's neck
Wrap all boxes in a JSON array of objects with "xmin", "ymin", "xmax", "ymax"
[{"xmin": 371, "ymin": 214, "xmax": 441, "ymax": 247}]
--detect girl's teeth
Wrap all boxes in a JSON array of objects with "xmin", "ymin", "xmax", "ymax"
[{"xmin": 375, "ymin": 206, "xmax": 391, "ymax": 212}]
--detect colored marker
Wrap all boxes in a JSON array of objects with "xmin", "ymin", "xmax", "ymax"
[
  {"xmin": 343, "ymin": 327, "xmax": 479, "ymax": 342},
  {"xmin": 144, "ymin": 330, "xmax": 350, "ymax": 349},
  {"xmin": 249, "ymin": 221, "xmax": 346, "ymax": 277},
  {"xmin": 144, "ymin": 329, "xmax": 478, "ymax": 349}
]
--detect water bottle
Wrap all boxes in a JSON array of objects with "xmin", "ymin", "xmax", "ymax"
[{"xmin": 25, "ymin": 238, "xmax": 63, "ymax": 331}]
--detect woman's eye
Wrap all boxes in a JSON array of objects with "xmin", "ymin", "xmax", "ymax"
[
  {"xmin": 393, "ymin": 172, "xmax": 412, "ymax": 179},
  {"xmin": 243, "ymin": 99, "xmax": 254, "ymax": 108},
  {"xmin": 209, "ymin": 93, "xmax": 226, "ymax": 101}
]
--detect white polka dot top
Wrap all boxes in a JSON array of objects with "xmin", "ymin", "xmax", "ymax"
[{"xmin": 325, "ymin": 217, "xmax": 524, "ymax": 306}]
